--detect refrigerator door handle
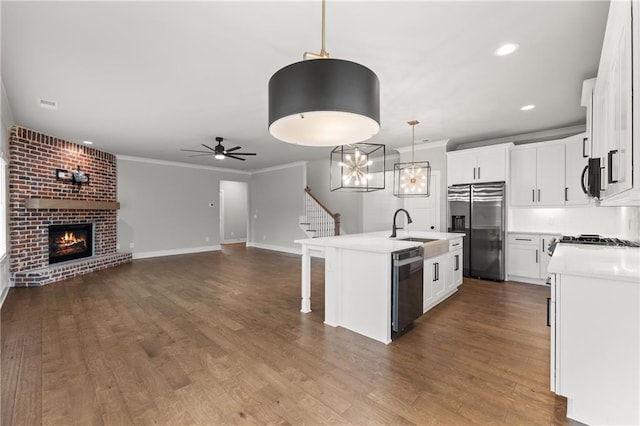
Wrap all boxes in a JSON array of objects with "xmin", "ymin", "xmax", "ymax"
[
  {"xmin": 473, "ymin": 167, "xmax": 476, "ymax": 180},
  {"xmin": 532, "ymin": 189, "xmax": 535, "ymax": 202}
]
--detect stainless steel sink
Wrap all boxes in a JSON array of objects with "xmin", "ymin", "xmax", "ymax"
[
  {"xmin": 397, "ymin": 237, "xmax": 449, "ymax": 258},
  {"xmin": 397, "ymin": 237, "xmax": 438, "ymax": 243}
]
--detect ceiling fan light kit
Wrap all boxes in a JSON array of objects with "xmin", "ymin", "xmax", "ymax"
[
  {"xmin": 268, "ymin": 0, "xmax": 380, "ymax": 146},
  {"xmin": 330, "ymin": 143, "xmax": 385, "ymax": 192},
  {"xmin": 180, "ymin": 137, "xmax": 256, "ymax": 161},
  {"xmin": 393, "ymin": 120, "xmax": 431, "ymax": 197}
]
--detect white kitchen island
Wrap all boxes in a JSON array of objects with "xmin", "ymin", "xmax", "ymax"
[
  {"xmin": 294, "ymin": 231, "xmax": 464, "ymax": 344},
  {"xmin": 548, "ymin": 244, "xmax": 640, "ymax": 425}
]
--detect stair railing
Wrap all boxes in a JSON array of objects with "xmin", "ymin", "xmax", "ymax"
[{"xmin": 304, "ymin": 187, "xmax": 341, "ymax": 237}]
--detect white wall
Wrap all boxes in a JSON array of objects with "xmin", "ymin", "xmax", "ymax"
[
  {"xmin": 306, "ymin": 158, "xmax": 363, "ymax": 234},
  {"xmin": 220, "ymin": 180, "xmax": 248, "ymax": 242},
  {"xmin": 1, "ymin": 79, "xmax": 15, "ymax": 307},
  {"xmin": 248, "ymin": 162, "xmax": 308, "ymax": 253},
  {"xmin": 117, "ymin": 157, "xmax": 250, "ymax": 259},
  {"xmin": 509, "ymin": 205, "xmax": 640, "ymax": 239}
]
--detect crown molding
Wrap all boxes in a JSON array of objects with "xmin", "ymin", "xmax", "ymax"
[
  {"xmin": 251, "ymin": 161, "xmax": 307, "ymax": 174},
  {"xmin": 394, "ymin": 139, "xmax": 449, "ymax": 154},
  {"xmin": 451, "ymin": 125, "xmax": 585, "ymax": 151},
  {"xmin": 115, "ymin": 155, "xmax": 252, "ymax": 175}
]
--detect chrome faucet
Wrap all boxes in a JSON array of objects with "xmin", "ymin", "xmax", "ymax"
[{"xmin": 390, "ymin": 208, "xmax": 413, "ymax": 238}]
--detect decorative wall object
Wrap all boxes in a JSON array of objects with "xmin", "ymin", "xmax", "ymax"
[
  {"xmin": 56, "ymin": 166, "xmax": 90, "ymax": 185},
  {"xmin": 330, "ymin": 143, "xmax": 385, "ymax": 192}
]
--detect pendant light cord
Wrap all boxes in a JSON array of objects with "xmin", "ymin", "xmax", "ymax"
[
  {"xmin": 304, "ymin": 0, "xmax": 330, "ymax": 59},
  {"xmin": 408, "ymin": 120, "xmax": 419, "ymax": 164}
]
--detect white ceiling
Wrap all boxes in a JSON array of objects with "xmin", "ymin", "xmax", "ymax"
[{"xmin": 1, "ymin": 1, "xmax": 609, "ymax": 172}]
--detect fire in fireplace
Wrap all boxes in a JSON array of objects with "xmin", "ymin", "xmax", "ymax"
[{"xmin": 48, "ymin": 223, "xmax": 94, "ymax": 264}]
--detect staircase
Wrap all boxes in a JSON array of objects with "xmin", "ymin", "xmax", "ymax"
[{"xmin": 299, "ymin": 187, "xmax": 341, "ymax": 238}]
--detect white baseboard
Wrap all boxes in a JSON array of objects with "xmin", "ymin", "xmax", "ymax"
[
  {"xmin": 507, "ymin": 275, "xmax": 549, "ymax": 286},
  {"xmin": 221, "ymin": 238, "xmax": 247, "ymax": 244},
  {"xmin": 246, "ymin": 242, "xmax": 301, "ymax": 256},
  {"xmin": 133, "ymin": 245, "xmax": 222, "ymax": 260}
]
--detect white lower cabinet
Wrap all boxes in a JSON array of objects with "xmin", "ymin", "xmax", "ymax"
[
  {"xmin": 423, "ymin": 241, "xmax": 464, "ymax": 313},
  {"xmin": 507, "ymin": 233, "xmax": 558, "ymax": 284}
]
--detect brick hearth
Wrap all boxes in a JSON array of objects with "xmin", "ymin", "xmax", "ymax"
[{"xmin": 9, "ymin": 126, "xmax": 131, "ymax": 286}]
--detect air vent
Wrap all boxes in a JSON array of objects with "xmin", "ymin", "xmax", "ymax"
[{"xmin": 38, "ymin": 98, "xmax": 58, "ymax": 110}]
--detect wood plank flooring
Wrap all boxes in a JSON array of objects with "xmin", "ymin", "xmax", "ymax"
[{"xmin": 2, "ymin": 244, "xmax": 576, "ymax": 425}]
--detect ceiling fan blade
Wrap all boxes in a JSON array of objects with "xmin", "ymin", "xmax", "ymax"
[
  {"xmin": 201, "ymin": 143, "xmax": 217, "ymax": 152},
  {"xmin": 228, "ymin": 152, "xmax": 256, "ymax": 156},
  {"xmin": 188, "ymin": 153, "xmax": 215, "ymax": 157},
  {"xmin": 224, "ymin": 154, "xmax": 246, "ymax": 161},
  {"xmin": 180, "ymin": 149, "xmax": 212, "ymax": 153},
  {"xmin": 225, "ymin": 146, "xmax": 242, "ymax": 153}
]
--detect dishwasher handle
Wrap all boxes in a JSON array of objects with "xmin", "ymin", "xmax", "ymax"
[{"xmin": 393, "ymin": 256, "xmax": 424, "ymax": 267}]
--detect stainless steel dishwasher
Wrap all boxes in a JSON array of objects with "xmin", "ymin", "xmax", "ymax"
[{"xmin": 391, "ymin": 246, "xmax": 424, "ymax": 339}]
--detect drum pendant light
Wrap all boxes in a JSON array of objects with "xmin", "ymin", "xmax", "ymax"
[
  {"xmin": 268, "ymin": 0, "xmax": 380, "ymax": 146},
  {"xmin": 393, "ymin": 120, "xmax": 431, "ymax": 197}
]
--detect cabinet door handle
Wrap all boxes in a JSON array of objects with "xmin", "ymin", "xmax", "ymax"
[
  {"xmin": 478, "ymin": 167, "xmax": 481, "ymax": 179},
  {"xmin": 565, "ymin": 187, "xmax": 568, "ymax": 202},
  {"xmin": 538, "ymin": 189, "xmax": 541, "ymax": 202},
  {"xmin": 473, "ymin": 167, "xmax": 476, "ymax": 180},
  {"xmin": 535, "ymin": 249, "xmax": 539, "ymax": 264},
  {"xmin": 582, "ymin": 137, "xmax": 588, "ymax": 158},
  {"xmin": 454, "ymin": 255, "xmax": 459, "ymax": 271},
  {"xmin": 433, "ymin": 263, "xmax": 438, "ymax": 282},
  {"xmin": 581, "ymin": 164, "xmax": 589, "ymax": 194},
  {"xmin": 515, "ymin": 238, "xmax": 532, "ymax": 241},
  {"xmin": 607, "ymin": 149, "xmax": 619, "ymax": 184},
  {"xmin": 546, "ymin": 298, "xmax": 551, "ymax": 327},
  {"xmin": 532, "ymin": 189, "xmax": 535, "ymax": 202}
]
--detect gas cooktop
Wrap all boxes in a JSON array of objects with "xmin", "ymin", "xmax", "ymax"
[{"xmin": 559, "ymin": 234, "xmax": 640, "ymax": 247}]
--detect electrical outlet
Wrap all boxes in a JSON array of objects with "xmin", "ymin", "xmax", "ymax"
[
  {"xmin": 116, "ymin": 243, "xmax": 120, "ymax": 250},
  {"xmin": 230, "ymin": 231, "xmax": 234, "ymax": 236},
  {"xmin": 263, "ymin": 235, "xmax": 266, "ymax": 241},
  {"xmin": 205, "ymin": 236, "xmax": 209, "ymax": 242},
  {"xmin": 129, "ymin": 242, "xmax": 134, "ymax": 249}
]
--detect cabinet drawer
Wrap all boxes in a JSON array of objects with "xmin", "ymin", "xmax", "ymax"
[
  {"xmin": 508, "ymin": 234, "xmax": 540, "ymax": 246},
  {"xmin": 449, "ymin": 238, "xmax": 463, "ymax": 251}
]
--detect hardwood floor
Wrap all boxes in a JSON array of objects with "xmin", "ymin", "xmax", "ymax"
[{"xmin": 2, "ymin": 244, "xmax": 575, "ymax": 425}]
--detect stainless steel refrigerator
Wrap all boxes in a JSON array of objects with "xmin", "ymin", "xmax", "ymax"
[{"xmin": 447, "ymin": 182, "xmax": 505, "ymax": 281}]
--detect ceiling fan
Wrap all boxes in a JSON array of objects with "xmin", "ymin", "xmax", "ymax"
[{"xmin": 180, "ymin": 137, "xmax": 257, "ymax": 161}]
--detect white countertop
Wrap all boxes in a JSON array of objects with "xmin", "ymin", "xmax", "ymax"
[
  {"xmin": 548, "ymin": 243, "xmax": 640, "ymax": 282},
  {"xmin": 294, "ymin": 231, "xmax": 465, "ymax": 254}
]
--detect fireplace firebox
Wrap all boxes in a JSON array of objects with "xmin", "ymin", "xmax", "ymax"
[{"xmin": 48, "ymin": 223, "xmax": 94, "ymax": 264}]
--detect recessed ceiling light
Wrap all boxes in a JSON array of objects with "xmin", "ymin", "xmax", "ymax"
[
  {"xmin": 495, "ymin": 42, "xmax": 520, "ymax": 56},
  {"xmin": 520, "ymin": 104, "xmax": 536, "ymax": 111},
  {"xmin": 82, "ymin": 140, "xmax": 93, "ymax": 145}
]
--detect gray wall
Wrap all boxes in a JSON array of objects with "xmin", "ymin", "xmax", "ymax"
[
  {"xmin": 248, "ymin": 162, "xmax": 308, "ymax": 252},
  {"xmin": 306, "ymin": 158, "xmax": 363, "ymax": 234},
  {"xmin": 117, "ymin": 157, "xmax": 249, "ymax": 258},
  {"xmin": 1, "ymin": 79, "xmax": 14, "ymax": 306},
  {"xmin": 220, "ymin": 180, "xmax": 248, "ymax": 242}
]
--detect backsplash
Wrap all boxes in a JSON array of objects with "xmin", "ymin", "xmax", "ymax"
[{"xmin": 508, "ymin": 205, "xmax": 640, "ymax": 239}]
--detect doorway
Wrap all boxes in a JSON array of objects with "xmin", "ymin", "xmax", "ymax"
[{"xmin": 219, "ymin": 181, "xmax": 249, "ymax": 244}]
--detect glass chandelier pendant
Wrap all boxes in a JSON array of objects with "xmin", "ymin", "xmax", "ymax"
[
  {"xmin": 330, "ymin": 143, "xmax": 385, "ymax": 192},
  {"xmin": 393, "ymin": 120, "xmax": 431, "ymax": 197},
  {"xmin": 341, "ymin": 148, "xmax": 373, "ymax": 186}
]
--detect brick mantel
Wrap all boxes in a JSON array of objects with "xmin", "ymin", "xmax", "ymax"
[{"xmin": 8, "ymin": 126, "xmax": 131, "ymax": 286}]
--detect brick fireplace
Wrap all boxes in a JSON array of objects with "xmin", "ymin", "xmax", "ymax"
[{"xmin": 9, "ymin": 126, "xmax": 131, "ymax": 286}]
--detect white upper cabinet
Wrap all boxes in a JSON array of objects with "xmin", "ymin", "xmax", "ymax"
[
  {"xmin": 564, "ymin": 133, "xmax": 591, "ymax": 205},
  {"xmin": 591, "ymin": 0, "xmax": 637, "ymax": 205},
  {"xmin": 510, "ymin": 142, "xmax": 565, "ymax": 206},
  {"xmin": 447, "ymin": 144, "xmax": 510, "ymax": 186}
]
